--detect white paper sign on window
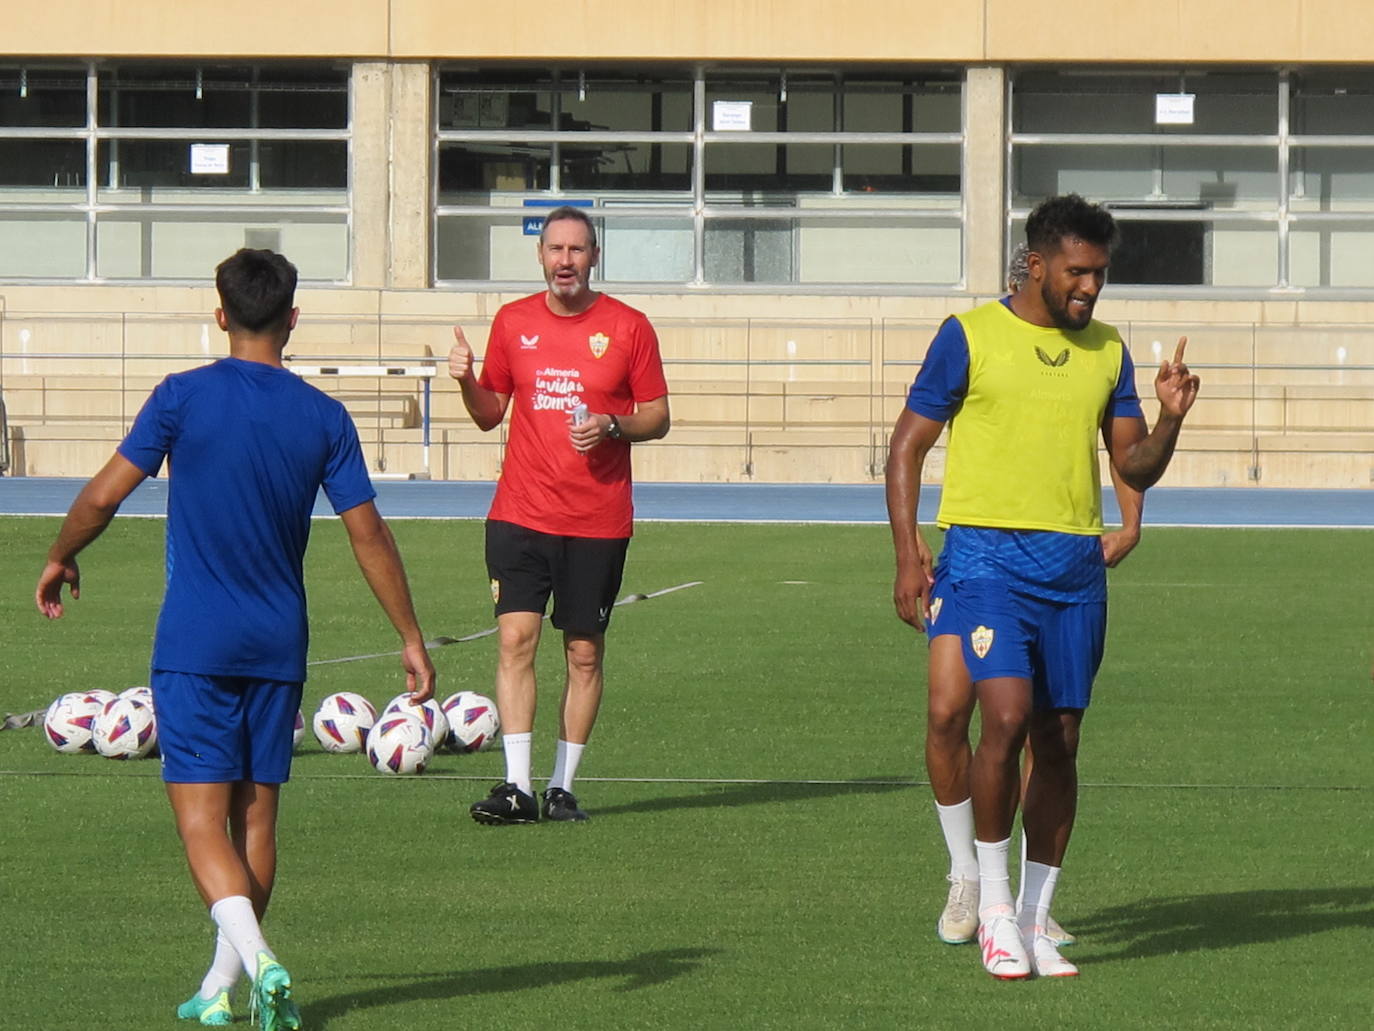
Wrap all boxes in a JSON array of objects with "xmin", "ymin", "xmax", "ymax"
[
  {"xmin": 1155, "ymin": 93, "xmax": 1196, "ymax": 126},
  {"xmin": 712, "ymin": 100, "xmax": 752, "ymax": 132},
  {"xmin": 190, "ymin": 143, "xmax": 231, "ymax": 175}
]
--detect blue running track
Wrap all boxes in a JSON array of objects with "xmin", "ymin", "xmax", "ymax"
[{"xmin": 1, "ymin": 477, "xmax": 1369, "ymax": 528}]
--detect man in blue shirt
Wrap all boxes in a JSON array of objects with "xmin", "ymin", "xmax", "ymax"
[{"xmin": 36, "ymin": 249, "xmax": 436, "ymax": 1029}]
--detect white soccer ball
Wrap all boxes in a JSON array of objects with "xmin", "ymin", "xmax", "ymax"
[
  {"xmin": 43, "ymin": 692, "xmax": 104, "ymax": 754},
  {"xmin": 119, "ymin": 685, "xmax": 154, "ymax": 711},
  {"xmin": 440, "ymin": 691, "xmax": 500, "ymax": 754},
  {"xmin": 92, "ymin": 698, "xmax": 158, "ymax": 760},
  {"xmin": 312, "ymin": 692, "xmax": 376, "ymax": 754},
  {"xmin": 292, "ymin": 710, "xmax": 305, "ymax": 750},
  {"xmin": 382, "ymin": 694, "xmax": 449, "ymax": 751},
  {"xmin": 365, "ymin": 712, "xmax": 433, "ymax": 775}
]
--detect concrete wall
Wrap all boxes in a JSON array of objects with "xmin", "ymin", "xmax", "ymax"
[
  {"xmin": 5, "ymin": 2, "xmax": 1374, "ymax": 486},
  {"xmin": 4, "ymin": 283, "xmax": 1374, "ymax": 486},
  {"xmin": 9, "ymin": 2, "xmax": 1372, "ymax": 62}
]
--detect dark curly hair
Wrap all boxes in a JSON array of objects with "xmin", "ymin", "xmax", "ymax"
[{"xmin": 1025, "ymin": 194, "xmax": 1117, "ymax": 255}]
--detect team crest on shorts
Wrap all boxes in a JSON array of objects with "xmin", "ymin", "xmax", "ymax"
[
  {"xmin": 970, "ymin": 625, "xmax": 995, "ymax": 659},
  {"xmin": 928, "ymin": 597, "xmax": 943, "ymax": 625},
  {"xmin": 490, "ymin": 578, "xmax": 500, "ymax": 603},
  {"xmin": 588, "ymin": 332, "xmax": 609, "ymax": 358}
]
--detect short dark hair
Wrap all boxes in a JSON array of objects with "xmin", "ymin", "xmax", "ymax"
[
  {"xmin": 1025, "ymin": 194, "xmax": 1117, "ymax": 255},
  {"xmin": 1007, "ymin": 243, "xmax": 1030, "ymax": 290},
  {"xmin": 215, "ymin": 249, "xmax": 298, "ymax": 334},
  {"xmin": 538, "ymin": 205, "xmax": 598, "ymax": 249}
]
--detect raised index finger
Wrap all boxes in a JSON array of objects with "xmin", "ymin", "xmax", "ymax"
[{"xmin": 1173, "ymin": 335, "xmax": 1189, "ymax": 365}]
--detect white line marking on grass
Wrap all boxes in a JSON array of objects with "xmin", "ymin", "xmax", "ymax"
[
  {"xmin": 307, "ymin": 581, "xmax": 704, "ymax": 667},
  {"xmin": 1109, "ymin": 582, "xmax": 1238, "ymax": 589}
]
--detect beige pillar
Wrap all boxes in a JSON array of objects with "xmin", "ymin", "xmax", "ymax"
[
  {"xmin": 351, "ymin": 62, "xmax": 389, "ymax": 288},
  {"xmin": 963, "ymin": 66, "xmax": 1007, "ymax": 297},
  {"xmin": 387, "ymin": 61, "xmax": 432, "ymax": 290}
]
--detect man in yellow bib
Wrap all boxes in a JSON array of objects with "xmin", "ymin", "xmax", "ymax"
[{"xmin": 885, "ymin": 195, "xmax": 1199, "ymax": 980}]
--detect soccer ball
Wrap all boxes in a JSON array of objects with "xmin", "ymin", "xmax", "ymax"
[
  {"xmin": 292, "ymin": 710, "xmax": 305, "ymax": 750},
  {"xmin": 43, "ymin": 692, "xmax": 104, "ymax": 753},
  {"xmin": 382, "ymin": 694, "xmax": 449, "ymax": 751},
  {"xmin": 365, "ymin": 712, "xmax": 433, "ymax": 775},
  {"xmin": 92, "ymin": 698, "xmax": 157, "ymax": 760},
  {"xmin": 312, "ymin": 692, "xmax": 376, "ymax": 754},
  {"xmin": 119, "ymin": 685, "xmax": 154, "ymax": 710},
  {"xmin": 440, "ymin": 691, "xmax": 500, "ymax": 753}
]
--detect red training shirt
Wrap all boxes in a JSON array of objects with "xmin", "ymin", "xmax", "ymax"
[{"xmin": 478, "ymin": 292, "xmax": 669, "ymax": 539}]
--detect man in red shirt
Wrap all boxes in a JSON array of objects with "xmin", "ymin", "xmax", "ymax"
[{"xmin": 449, "ymin": 205, "xmax": 670, "ymax": 824}]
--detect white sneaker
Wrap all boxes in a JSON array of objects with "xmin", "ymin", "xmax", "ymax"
[
  {"xmin": 1024, "ymin": 927, "xmax": 1079, "ymax": 978},
  {"xmin": 1045, "ymin": 914, "xmax": 1076, "ymax": 947},
  {"xmin": 936, "ymin": 876, "xmax": 980, "ymax": 944},
  {"xmin": 977, "ymin": 914, "xmax": 1031, "ymax": 980}
]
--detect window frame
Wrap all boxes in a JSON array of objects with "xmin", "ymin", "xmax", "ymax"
[
  {"xmin": 0, "ymin": 60, "xmax": 352, "ymax": 284},
  {"xmin": 1007, "ymin": 65, "xmax": 1374, "ymax": 297},
  {"xmin": 432, "ymin": 63, "xmax": 966, "ymax": 293}
]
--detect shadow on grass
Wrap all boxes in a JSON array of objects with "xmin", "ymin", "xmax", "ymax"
[
  {"xmin": 591, "ymin": 777, "xmax": 914, "ymax": 818},
  {"xmin": 1075, "ymin": 886, "xmax": 1374, "ymax": 962},
  {"xmin": 305, "ymin": 947, "xmax": 718, "ymax": 1028}
]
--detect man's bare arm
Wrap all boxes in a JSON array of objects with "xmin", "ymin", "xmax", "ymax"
[
  {"xmin": 885, "ymin": 408, "xmax": 946, "ymax": 629},
  {"xmin": 36, "ymin": 453, "xmax": 148, "ymax": 618},
  {"xmin": 338, "ymin": 501, "xmax": 436, "ymax": 702}
]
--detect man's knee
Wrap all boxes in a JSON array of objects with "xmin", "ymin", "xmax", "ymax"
[
  {"xmin": 1030, "ymin": 715, "xmax": 1081, "ymax": 765},
  {"xmin": 564, "ymin": 635, "xmax": 604, "ymax": 680},
  {"xmin": 976, "ymin": 702, "xmax": 1032, "ymax": 757},
  {"xmin": 927, "ymin": 692, "xmax": 973, "ymax": 743},
  {"xmin": 497, "ymin": 618, "xmax": 541, "ymax": 664}
]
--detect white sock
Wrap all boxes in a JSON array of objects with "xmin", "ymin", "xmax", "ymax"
[
  {"xmin": 1016, "ymin": 831, "xmax": 1028, "ymax": 912},
  {"xmin": 975, "ymin": 837, "xmax": 1015, "ymax": 919},
  {"xmin": 549, "ymin": 739, "xmax": 586, "ymax": 793},
  {"xmin": 198, "ymin": 929, "xmax": 244, "ymax": 1000},
  {"xmin": 502, "ymin": 732, "xmax": 533, "ymax": 796},
  {"xmin": 209, "ymin": 895, "xmax": 273, "ymax": 979},
  {"xmin": 1018, "ymin": 861, "xmax": 1060, "ymax": 936},
  {"xmin": 935, "ymin": 799, "xmax": 979, "ymax": 881}
]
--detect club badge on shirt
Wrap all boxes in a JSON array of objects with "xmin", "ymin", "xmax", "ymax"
[{"xmin": 589, "ymin": 332, "xmax": 609, "ymax": 358}]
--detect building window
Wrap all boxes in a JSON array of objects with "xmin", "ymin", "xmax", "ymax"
[
  {"xmin": 434, "ymin": 65, "xmax": 963, "ymax": 289},
  {"xmin": 1288, "ymin": 70, "xmax": 1374, "ymax": 289},
  {"xmin": 1010, "ymin": 67, "xmax": 1374, "ymax": 293},
  {"xmin": 0, "ymin": 62, "xmax": 350, "ymax": 282}
]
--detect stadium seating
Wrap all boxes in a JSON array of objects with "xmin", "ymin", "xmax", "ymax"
[{"xmin": 3, "ymin": 310, "xmax": 1373, "ymax": 487}]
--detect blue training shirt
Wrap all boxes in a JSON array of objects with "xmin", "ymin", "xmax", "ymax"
[
  {"xmin": 906, "ymin": 298, "xmax": 1145, "ymax": 603},
  {"xmin": 118, "ymin": 357, "xmax": 375, "ymax": 682}
]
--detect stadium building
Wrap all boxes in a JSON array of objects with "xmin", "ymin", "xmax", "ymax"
[{"xmin": 2, "ymin": 1, "xmax": 1372, "ymax": 487}]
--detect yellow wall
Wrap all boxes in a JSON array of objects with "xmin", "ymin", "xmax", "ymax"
[
  {"xmin": 7, "ymin": 1, "xmax": 389, "ymax": 58},
  {"xmin": 5, "ymin": 1, "xmax": 1371, "ymax": 62},
  {"xmin": 390, "ymin": 1, "xmax": 982, "ymax": 61}
]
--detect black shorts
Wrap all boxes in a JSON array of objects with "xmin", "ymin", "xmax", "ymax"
[{"xmin": 485, "ymin": 520, "xmax": 629, "ymax": 635}]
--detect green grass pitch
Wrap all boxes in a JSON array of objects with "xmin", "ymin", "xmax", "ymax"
[{"xmin": 1, "ymin": 516, "xmax": 1370, "ymax": 1029}]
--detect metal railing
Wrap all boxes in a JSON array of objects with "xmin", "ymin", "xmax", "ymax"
[{"xmin": 1, "ymin": 309, "xmax": 1373, "ymax": 484}]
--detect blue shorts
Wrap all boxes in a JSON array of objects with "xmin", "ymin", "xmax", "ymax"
[
  {"xmin": 152, "ymin": 671, "xmax": 303, "ymax": 784},
  {"xmin": 926, "ymin": 575, "xmax": 1106, "ymax": 710}
]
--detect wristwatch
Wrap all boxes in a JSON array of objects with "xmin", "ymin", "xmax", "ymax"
[{"xmin": 607, "ymin": 415, "xmax": 624, "ymax": 440}]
